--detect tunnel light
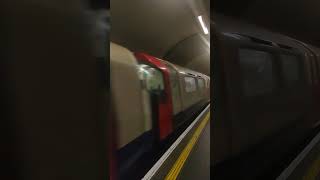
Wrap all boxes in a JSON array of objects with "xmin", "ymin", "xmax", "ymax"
[{"xmin": 198, "ymin": 15, "xmax": 208, "ymax": 35}]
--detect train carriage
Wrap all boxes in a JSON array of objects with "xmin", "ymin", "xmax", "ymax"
[
  {"xmin": 110, "ymin": 43, "xmax": 151, "ymax": 149},
  {"xmin": 111, "ymin": 47, "xmax": 210, "ymax": 149},
  {"xmin": 174, "ymin": 65, "xmax": 201, "ymax": 110},
  {"xmin": 134, "ymin": 52, "xmax": 211, "ymax": 141},
  {"xmin": 111, "ymin": 45, "xmax": 210, "ymax": 179},
  {"xmin": 212, "ymin": 25, "xmax": 320, "ymax": 167}
]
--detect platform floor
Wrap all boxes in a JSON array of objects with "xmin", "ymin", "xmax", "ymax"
[
  {"xmin": 178, "ymin": 120, "xmax": 210, "ymax": 180},
  {"xmin": 277, "ymin": 127, "xmax": 320, "ymax": 180},
  {"xmin": 143, "ymin": 105, "xmax": 210, "ymax": 180}
]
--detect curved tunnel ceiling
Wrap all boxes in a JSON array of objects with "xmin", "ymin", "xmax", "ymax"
[
  {"xmin": 110, "ymin": 0, "xmax": 210, "ymax": 75},
  {"xmin": 165, "ymin": 34, "xmax": 210, "ymax": 75}
]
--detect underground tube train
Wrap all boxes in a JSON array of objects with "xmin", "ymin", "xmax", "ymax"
[
  {"xmin": 110, "ymin": 42, "xmax": 210, "ymax": 178},
  {"xmin": 212, "ymin": 20, "xmax": 320, "ymax": 173}
]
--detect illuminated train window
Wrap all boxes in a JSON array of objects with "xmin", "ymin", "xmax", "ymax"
[
  {"xmin": 239, "ymin": 49, "xmax": 275, "ymax": 96},
  {"xmin": 198, "ymin": 78, "xmax": 205, "ymax": 89},
  {"xmin": 138, "ymin": 64, "xmax": 164, "ymax": 92},
  {"xmin": 184, "ymin": 76, "xmax": 197, "ymax": 92}
]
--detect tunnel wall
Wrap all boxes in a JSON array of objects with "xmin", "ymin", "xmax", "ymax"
[{"xmin": 164, "ymin": 33, "xmax": 210, "ymax": 76}]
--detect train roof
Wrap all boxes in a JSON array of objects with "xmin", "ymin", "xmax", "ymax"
[
  {"xmin": 214, "ymin": 14, "xmax": 310, "ymax": 54},
  {"xmin": 136, "ymin": 52, "xmax": 209, "ymax": 79},
  {"xmin": 221, "ymin": 32, "xmax": 304, "ymax": 53},
  {"xmin": 173, "ymin": 64, "xmax": 202, "ymax": 77},
  {"xmin": 110, "ymin": 42, "xmax": 137, "ymax": 65},
  {"xmin": 171, "ymin": 62, "xmax": 209, "ymax": 79},
  {"xmin": 307, "ymin": 44, "xmax": 320, "ymax": 57}
]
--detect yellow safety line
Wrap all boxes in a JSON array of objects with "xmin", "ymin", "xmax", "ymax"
[{"xmin": 165, "ymin": 111, "xmax": 210, "ymax": 180}]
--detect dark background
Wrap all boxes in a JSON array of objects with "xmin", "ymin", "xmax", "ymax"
[{"xmin": 213, "ymin": 0, "xmax": 320, "ymax": 46}]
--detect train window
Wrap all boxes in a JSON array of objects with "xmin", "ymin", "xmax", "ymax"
[
  {"xmin": 280, "ymin": 54, "xmax": 301, "ymax": 87},
  {"xmin": 138, "ymin": 64, "xmax": 164, "ymax": 92},
  {"xmin": 239, "ymin": 49, "xmax": 275, "ymax": 96},
  {"xmin": 184, "ymin": 76, "xmax": 197, "ymax": 92},
  {"xmin": 198, "ymin": 78, "xmax": 205, "ymax": 89}
]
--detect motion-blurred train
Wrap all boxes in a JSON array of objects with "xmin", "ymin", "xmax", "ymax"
[
  {"xmin": 110, "ymin": 42, "xmax": 210, "ymax": 177},
  {"xmin": 212, "ymin": 18, "xmax": 320, "ymax": 172}
]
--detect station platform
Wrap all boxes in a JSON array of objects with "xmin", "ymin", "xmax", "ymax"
[
  {"xmin": 142, "ymin": 105, "xmax": 210, "ymax": 180},
  {"xmin": 277, "ymin": 129, "xmax": 320, "ymax": 180}
]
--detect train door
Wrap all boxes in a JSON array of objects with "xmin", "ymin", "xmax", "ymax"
[
  {"xmin": 276, "ymin": 51, "xmax": 310, "ymax": 129},
  {"xmin": 137, "ymin": 63, "xmax": 165, "ymax": 142},
  {"xmin": 212, "ymin": 31, "xmax": 313, "ymax": 170},
  {"xmin": 211, "ymin": 29, "xmax": 235, "ymax": 165},
  {"xmin": 235, "ymin": 45, "xmax": 285, "ymax": 152},
  {"xmin": 197, "ymin": 76, "xmax": 206, "ymax": 100},
  {"xmin": 315, "ymin": 52, "xmax": 320, "ymax": 123},
  {"xmin": 180, "ymin": 74, "xmax": 199, "ymax": 109},
  {"xmin": 205, "ymin": 76, "xmax": 211, "ymax": 99},
  {"xmin": 217, "ymin": 33, "xmax": 300, "ymax": 155},
  {"xmin": 309, "ymin": 47, "xmax": 320, "ymax": 126},
  {"xmin": 298, "ymin": 44, "xmax": 320, "ymax": 126},
  {"xmin": 166, "ymin": 64, "xmax": 183, "ymax": 116},
  {"xmin": 137, "ymin": 64, "xmax": 153, "ymax": 133}
]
